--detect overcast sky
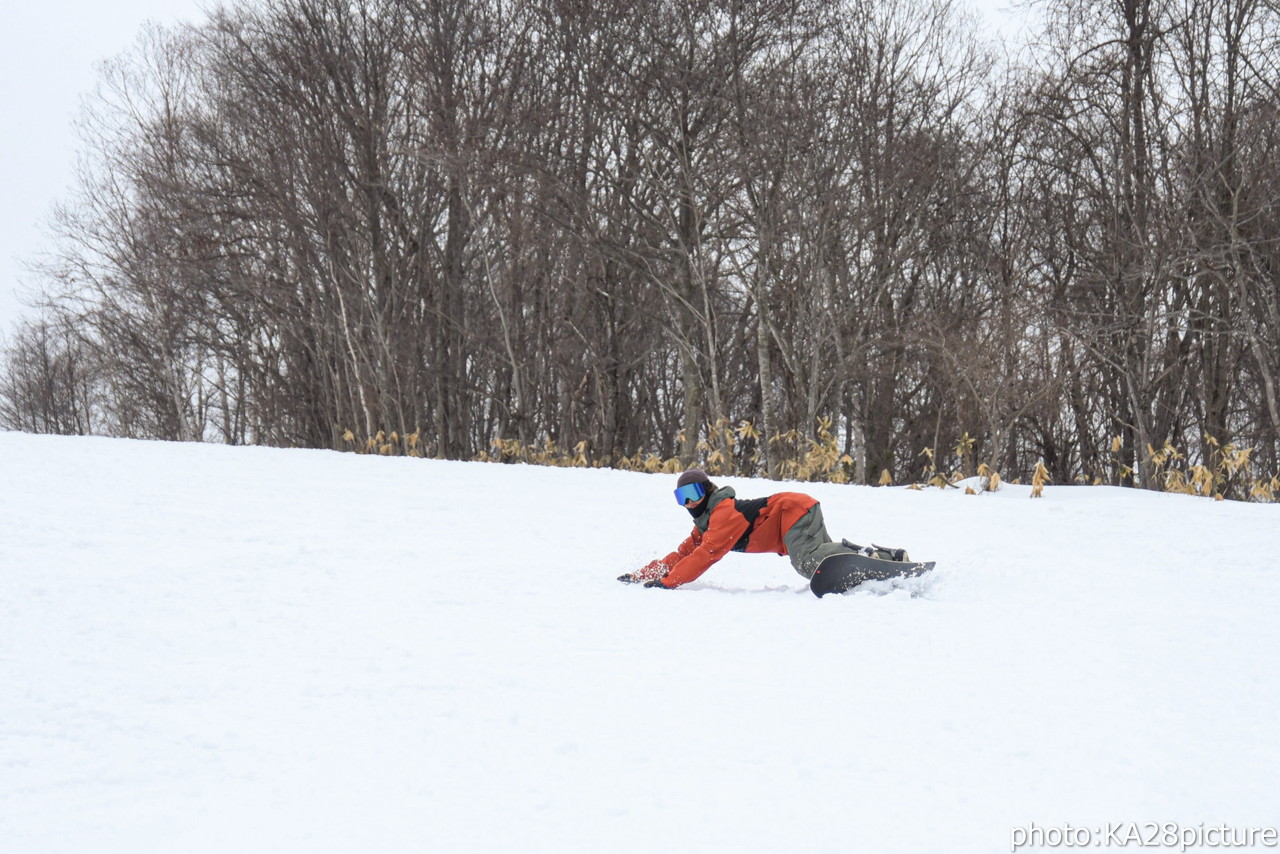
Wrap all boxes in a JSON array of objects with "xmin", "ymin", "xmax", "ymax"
[
  {"xmin": 0, "ymin": 0, "xmax": 1032, "ymax": 340},
  {"xmin": 0, "ymin": 0, "xmax": 211, "ymax": 335}
]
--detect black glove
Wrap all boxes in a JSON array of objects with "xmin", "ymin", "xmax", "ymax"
[
  {"xmin": 643, "ymin": 578, "xmax": 672, "ymax": 589},
  {"xmin": 617, "ymin": 573, "xmax": 637, "ymax": 584}
]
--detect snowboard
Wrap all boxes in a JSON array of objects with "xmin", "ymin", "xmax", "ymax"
[{"xmin": 810, "ymin": 552, "xmax": 936, "ymax": 598}]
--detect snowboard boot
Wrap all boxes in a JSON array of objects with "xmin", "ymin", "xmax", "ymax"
[
  {"xmin": 875, "ymin": 545, "xmax": 910, "ymax": 562},
  {"xmin": 841, "ymin": 539, "xmax": 910, "ymax": 562}
]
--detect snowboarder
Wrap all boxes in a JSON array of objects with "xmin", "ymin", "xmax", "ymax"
[{"xmin": 618, "ymin": 468, "xmax": 908, "ymax": 589}]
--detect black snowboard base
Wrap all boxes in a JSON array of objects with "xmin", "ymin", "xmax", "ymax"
[{"xmin": 810, "ymin": 552, "xmax": 936, "ymax": 598}]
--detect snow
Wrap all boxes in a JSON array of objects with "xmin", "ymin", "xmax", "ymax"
[{"xmin": 2, "ymin": 431, "xmax": 1278, "ymax": 853}]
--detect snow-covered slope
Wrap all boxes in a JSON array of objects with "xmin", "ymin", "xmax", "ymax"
[{"xmin": 2, "ymin": 432, "xmax": 1277, "ymax": 853}]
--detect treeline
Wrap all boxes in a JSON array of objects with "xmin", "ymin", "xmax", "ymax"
[{"xmin": 3, "ymin": 0, "xmax": 1280, "ymax": 498}]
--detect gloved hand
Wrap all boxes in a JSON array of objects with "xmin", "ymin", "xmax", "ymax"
[
  {"xmin": 644, "ymin": 578, "xmax": 672, "ymax": 589},
  {"xmin": 621, "ymin": 560, "xmax": 668, "ymax": 585}
]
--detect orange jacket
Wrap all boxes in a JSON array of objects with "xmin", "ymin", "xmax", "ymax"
[{"xmin": 652, "ymin": 488, "xmax": 818, "ymax": 588}]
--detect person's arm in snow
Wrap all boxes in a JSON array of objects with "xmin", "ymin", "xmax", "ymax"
[
  {"xmin": 654, "ymin": 507, "xmax": 749, "ymax": 588},
  {"xmin": 618, "ymin": 529, "xmax": 704, "ymax": 583}
]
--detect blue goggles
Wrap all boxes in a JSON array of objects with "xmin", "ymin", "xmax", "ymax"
[{"xmin": 674, "ymin": 481, "xmax": 708, "ymax": 505}]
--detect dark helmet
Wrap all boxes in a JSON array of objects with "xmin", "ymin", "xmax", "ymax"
[{"xmin": 677, "ymin": 468, "xmax": 711, "ymax": 489}]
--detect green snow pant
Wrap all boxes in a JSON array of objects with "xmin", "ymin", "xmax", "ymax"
[{"xmin": 783, "ymin": 503, "xmax": 858, "ymax": 579}]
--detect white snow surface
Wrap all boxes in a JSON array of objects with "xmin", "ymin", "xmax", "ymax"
[{"xmin": 2, "ymin": 432, "xmax": 1278, "ymax": 853}]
